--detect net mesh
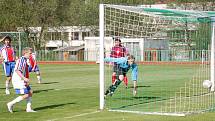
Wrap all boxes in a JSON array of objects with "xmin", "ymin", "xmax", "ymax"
[{"xmin": 103, "ymin": 4, "xmax": 215, "ymax": 116}]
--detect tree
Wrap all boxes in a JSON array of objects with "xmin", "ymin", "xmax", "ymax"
[
  {"xmin": 0, "ymin": 0, "xmax": 214, "ymax": 51},
  {"xmin": 0, "ymin": 0, "xmax": 72, "ymax": 50}
]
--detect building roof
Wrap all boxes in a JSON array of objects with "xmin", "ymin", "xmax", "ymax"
[
  {"xmin": 53, "ymin": 44, "xmax": 84, "ymax": 51},
  {"xmin": 46, "ymin": 40, "xmax": 69, "ymax": 48}
]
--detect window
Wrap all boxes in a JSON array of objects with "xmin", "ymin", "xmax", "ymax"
[
  {"xmin": 74, "ymin": 32, "xmax": 79, "ymax": 40},
  {"xmin": 71, "ymin": 32, "xmax": 79, "ymax": 40},
  {"xmin": 82, "ymin": 32, "xmax": 90, "ymax": 40}
]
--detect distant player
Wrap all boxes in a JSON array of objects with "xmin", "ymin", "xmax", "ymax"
[
  {"xmin": 27, "ymin": 48, "xmax": 42, "ymax": 84},
  {"xmin": 104, "ymin": 54, "xmax": 138, "ymax": 97},
  {"xmin": 7, "ymin": 47, "xmax": 36, "ymax": 113},
  {"xmin": 0, "ymin": 35, "xmax": 16, "ymax": 95},
  {"xmin": 110, "ymin": 37, "xmax": 129, "ymax": 87}
]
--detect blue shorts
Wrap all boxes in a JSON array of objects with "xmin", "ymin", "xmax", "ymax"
[
  {"xmin": 29, "ymin": 65, "xmax": 40, "ymax": 72},
  {"xmin": 15, "ymin": 86, "xmax": 31, "ymax": 94},
  {"xmin": 3, "ymin": 61, "xmax": 15, "ymax": 77}
]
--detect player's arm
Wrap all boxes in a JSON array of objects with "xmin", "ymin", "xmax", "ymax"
[
  {"xmin": 13, "ymin": 49, "xmax": 18, "ymax": 60},
  {"xmin": 15, "ymin": 70, "xmax": 29, "ymax": 82},
  {"xmin": 110, "ymin": 47, "xmax": 116, "ymax": 58},
  {"xmin": 32, "ymin": 62, "xmax": 36, "ymax": 71},
  {"xmin": 0, "ymin": 49, "xmax": 4, "ymax": 63},
  {"xmin": 124, "ymin": 47, "xmax": 129, "ymax": 56},
  {"xmin": 104, "ymin": 57, "xmax": 127, "ymax": 64},
  {"xmin": 131, "ymin": 64, "xmax": 138, "ymax": 81},
  {"xmin": 32, "ymin": 54, "xmax": 37, "ymax": 70},
  {"xmin": 0, "ymin": 54, "xmax": 3, "ymax": 63}
]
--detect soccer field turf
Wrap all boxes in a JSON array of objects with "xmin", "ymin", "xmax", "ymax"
[{"xmin": 0, "ymin": 64, "xmax": 214, "ymax": 121}]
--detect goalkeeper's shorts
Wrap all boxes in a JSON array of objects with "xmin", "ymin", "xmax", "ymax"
[{"xmin": 113, "ymin": 64, "xmax": 124, "ymax": 75}]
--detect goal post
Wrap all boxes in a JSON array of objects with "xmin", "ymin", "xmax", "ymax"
[
  {"xmin": 99, "ymin": 4, "xmax": 105, "ymax": 110},
  {"xmin": 99, "ymin": 4, "xmax": 215, "ymax": 116},
  {"xmin": 210, "ymin": 16, "xmax": 215, "ymax": 92}
]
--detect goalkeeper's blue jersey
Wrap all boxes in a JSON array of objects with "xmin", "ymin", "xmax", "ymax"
[{"xmin": 104, "ymin": 57, "xmax": 138, "ymax": 81}]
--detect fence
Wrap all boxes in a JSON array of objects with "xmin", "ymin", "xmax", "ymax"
[{"xmin": 36, "ymin": 50, "xmax": 209, "ymax": 62}]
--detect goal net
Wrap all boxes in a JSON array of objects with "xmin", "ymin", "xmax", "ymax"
[{"xmin": 99, "ymin": 4, "xmax": 215, "ymax": 116}]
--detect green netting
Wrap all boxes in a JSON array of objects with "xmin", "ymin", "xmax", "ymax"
[
  {"xmin": 142, "ymin": 8, "xmax": 215, "ymax": 23},
  {"xmin": 106, "ymin": 4, "xmax": 215, "ymax": 23},
  {"xmin": 103, "ymin": 4, "xmax": 215, "ymax": 116}
]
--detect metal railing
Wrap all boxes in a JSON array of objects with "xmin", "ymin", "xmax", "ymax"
[{"xmin": 35, "ymin": 50, "xmax": 210, "ymax": 62}]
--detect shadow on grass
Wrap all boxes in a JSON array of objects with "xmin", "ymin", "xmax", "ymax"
[
  {"xmin": 128, "ymin": 85, "xmax": 151, "ymax": 89},
  {"xmin": 34, "ymin": 89, "xmax": 55, "ymax": 93},
  {"xmin": 113, "ymin": 96, "xmax": 159, "ymax": 100},
  {"xmin": 34, "ymin": 102, "xmax": 75, "ymax": 111},
  {"xmin": 110, "ymin": 96, "xmax": 171, "ymax": 110},
  {"xmin": 40, "ymin": 82, "xmax": 59, "ymax": 84}
]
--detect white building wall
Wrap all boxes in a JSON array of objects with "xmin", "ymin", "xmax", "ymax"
[
  {"xmin": 84, "ymin": 37, "xmax": 113, "ymax": 61},
  {"xmin": 84, "ymin": 37, "xmax": 169, "ymax": 61},
  {"xmin": 84, "ymin": 37, "xmax": 146, "ymax": 61}
]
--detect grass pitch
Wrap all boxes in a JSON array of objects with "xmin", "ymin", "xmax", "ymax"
[{"xmin": 0, "ymin": 64, "xmax": 214, "ymax": 121}]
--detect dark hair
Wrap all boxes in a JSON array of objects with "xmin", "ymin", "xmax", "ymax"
[
  {"xmin": 115, "ymin": 38, "xmax": 121, "ymax": 42},
  {"xmin": 3, "ymin": 35, "xmax": 12, "ymax": 42},
  {"xmin": 114, "ymin": 37, "xmax": 121, "ymax": 42}
]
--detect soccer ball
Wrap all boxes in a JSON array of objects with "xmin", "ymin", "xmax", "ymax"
[{"xmin": 203, "ymin": 80, "xmax": 212, "ymax": 88}]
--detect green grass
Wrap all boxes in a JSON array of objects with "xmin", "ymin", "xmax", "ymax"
[
  {"xmin": 105, "ymin": 64, "xmax": 214, "ymax": 113},
  {"xmin": 0, "ymin": 64, "xmax": 214, "ymax": 121}
]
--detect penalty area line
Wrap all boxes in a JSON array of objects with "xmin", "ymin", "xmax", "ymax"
[{"xmin": 47, "ymin": 110, "xmax": 100, "ymax": 121}]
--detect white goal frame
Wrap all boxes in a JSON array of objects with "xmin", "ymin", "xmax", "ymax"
[{"xmin": 99, "ymin": 4, "xmax": 215, "ymax": 115}]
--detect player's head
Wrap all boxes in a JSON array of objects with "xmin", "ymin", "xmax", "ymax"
[
  {"xmin": 22, "ymin": 47, "xmax": 32, "ymax": 59},
  {"xmin": 29, "ymin": 48, "xmax": 33, "ymax": 52},
  {"xmin": 114, "ymin": 37, "xmax": 121, "ymax": 46},
  {"xmin": 127, "ymin": 54, "xmax": 135, "ymax": 65},
  {"xmin": 1, "ymin": 35, "xmax": 12, "ymax": 45}
]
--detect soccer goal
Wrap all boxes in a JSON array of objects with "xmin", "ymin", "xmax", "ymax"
[{"xmin": 99, "ymin": 4, "xmax": 215, "ymax": 116}]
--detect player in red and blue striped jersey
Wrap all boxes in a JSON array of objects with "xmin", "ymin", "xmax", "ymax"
[
  {"xmin": 27, "ymin": 48, "xmax": 42, "ymax": 84},
  {"xmin": 110, "ymin": 37, "xmax": 129, "ymax": 88},
  {"xmin": 7, "ymin": 47, "xmax": 36, "ymax": 113},
  {"xmin": 0, "ymin": 35, "xmax": 16, "ymax": 95}
]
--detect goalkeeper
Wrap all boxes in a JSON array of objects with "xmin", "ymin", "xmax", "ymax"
[{"xmin": 104, "ymin": 54, "xmax": 138, "ymax": 97}]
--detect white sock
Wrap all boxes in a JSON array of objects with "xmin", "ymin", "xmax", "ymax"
[
  {"xmin": 9, "ymin": 96, "xmax": 23, "ymax": 105},
  {"xmin": 5, "ymin": 80, "xmax": 10, "ymax": 89},
  {"xmin": 26, "ymin": 97, "xmax": 32, "ymax": 110},
  {"xmin": 37, "ymin": 76, "xmax": 41, "ymax": 82}
]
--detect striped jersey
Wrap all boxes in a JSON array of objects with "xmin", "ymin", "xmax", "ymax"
[
  {"xmin": 0, "ymin": 45, "xmax": 16, "ymax": 62},
  {"xmin": 110, "ymin": 45, "xmax": 126, "ymax": 58},
  {"xmin": 12, "ymin": 56, "xmax": 29, "ymax": 89}
]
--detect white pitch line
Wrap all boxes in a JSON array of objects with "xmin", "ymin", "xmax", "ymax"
[{"xmin": 47, "ymin": 110, "xmax": 100, "ymax": 121}]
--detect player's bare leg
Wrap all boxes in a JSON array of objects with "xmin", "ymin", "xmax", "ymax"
[
  {"xmin": 36, "ymin": 71, "xmax": 42, "ymax": 84},
  {"xmin": 7, "ymin": 89, "xmax": 36, "ymax": 113},
  {"xmin": 105, "ymin": 75, "xmax": 124, "ymax": 97},
  {"xmin": 133, "ymin": 81, "xmax": 137, "ymax": 96},
  {"xmin": 112, "ymin": 72, "xmax": 116, "ymax": 84},
  {"xmin": 5, "ymin": 77, "xmax": 11, "ymax": 95},
  {"xmin": 25, "ymin": 90, "xmax": 36, "ymax": 112},
  {"xmin": 123, "ymin": 75, "xmax": 128, "ymax": 88},
  {"xmin": 7, "ymin": 95, "xmax": 24, "ymax": 113}
]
